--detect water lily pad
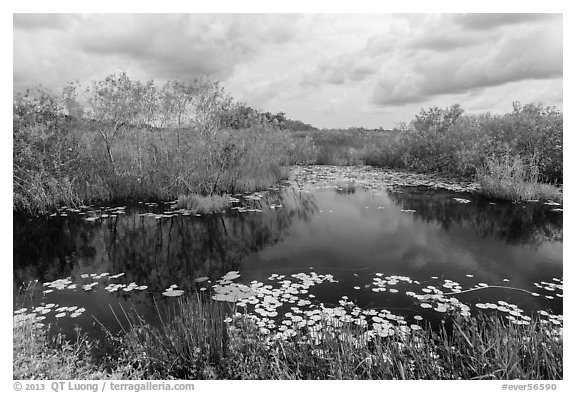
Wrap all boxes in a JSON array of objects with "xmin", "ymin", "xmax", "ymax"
[{"xmin": 162, "ymin": 289, "xmax": 184, "ymax": 297}]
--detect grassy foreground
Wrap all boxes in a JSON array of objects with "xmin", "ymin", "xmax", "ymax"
[{"xmin": 14, "ymin": 295, "xmax": 563, "ymax": 380}]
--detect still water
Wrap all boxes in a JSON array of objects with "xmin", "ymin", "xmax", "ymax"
[{"xmin": 13, "ymin": 181, "xmax": 563, "ymax": 340}]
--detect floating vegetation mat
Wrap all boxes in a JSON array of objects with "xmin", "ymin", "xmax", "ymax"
[
  {"xmin": 16, "ymin": 269, "xmax": 563, "ymax": 346},
  {"xmin": 44, "ymin": 165, "xmax": 562, "ymax": 222},
  {"xmin": 45, "ymin": 188, "xmax": 286, "ymax": 221},
  {"xmin": 291, "ymin": 165, "xmax": 481, "ymax": 193}
]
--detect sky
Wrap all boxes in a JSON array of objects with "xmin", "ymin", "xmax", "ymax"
[{"xmin": 13, "ymin": 13, "xmax": 563, "ymax": 128}]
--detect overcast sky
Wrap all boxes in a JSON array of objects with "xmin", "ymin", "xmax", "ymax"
[{"xmin": 13, "ymin": 13, "xmax": 563, "ymax": 128}]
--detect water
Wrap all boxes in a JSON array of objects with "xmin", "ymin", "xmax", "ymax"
[{"xmin": 13, "ymin": 180, "xmax": 563, "ymax": 342}]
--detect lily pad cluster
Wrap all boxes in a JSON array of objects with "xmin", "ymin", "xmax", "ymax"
[
  {"xmin": 21, "ymin": 268, "xmax": 563, "ymax": 348},
  {"xmin": 42, "ymin": 272, "xmax": 146, "ymax": 294},
  {"xmin": 14, "ymin": 303, "xmax": 87, "ymax": 326},
  {"xmin": 292, "ymin": 165, "xmax": 481, "ymax": 194}
]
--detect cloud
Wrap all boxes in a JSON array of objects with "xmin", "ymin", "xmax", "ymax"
[
  {"xmin": 301, "ymin": 14, "xmax": 562, "ymax": 107},
  {"xmin": 407, "ymin": 32, "xmax": 485, "ymax": 52},
  {"xmin": 12, "ymin": 13, "xmax": 563, "ymax": 129},
  {"xmin": 13, "ymin": 14, "xmax": 73, "ymax": 30},
  {"xmin": 13, "ymin": 14, "xmax": 306, "ymax": 93},
  {"xmin": 76, "ymin": 14, "xmax": 304, "ymax": 81},
  {"xmin": 453, "ymin": 13, "xmax": 561, "ymax": 31},
  {"xmin": 372, "ymin": 24, "xmax": 562, "ymax": 106}
]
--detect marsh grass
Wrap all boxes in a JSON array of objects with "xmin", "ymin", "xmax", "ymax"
[
  {"xmin": 104, "ymin": 295, "xmax": 562, "ymax": 380},
  {"xmin": 477, "ymin": 153, "xmax": 562, "ymax": 202},
  {"xmin": 104, "ymin": 295, "xmax": 230, "ymax": 379},
  {"xmin": 13, "ymin": 286, "xmax": 563, "ymax": 380},
  {"xmin": 13, "ymin": 315, "xmax": 110, "ymax": 380},
  {"xmin": 12, "ymin": 284, "xmax": 106, "ymax": 380},
  {"xmin": 176, "ymin": 194, "xmax": 232, "ymax": 214}
]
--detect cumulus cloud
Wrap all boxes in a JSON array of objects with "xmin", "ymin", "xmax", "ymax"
[
  {"xmin": 302, "ymin": 14, "xmax": 562, "ymax": 107},
  {"xmin": 453, "ymin": 13, "xmax": 561, "ymax": 31},
  {"xmin": 372, "ymin": 24, "xmax": 562, "ymax": 105},
  {"xmin": 13, "ymin": 14, "xmax": 305, "ymax": 92},
  {"xmin": 12, "ymin": 13, "xmax": 563, "ymax": 128},
  {"xmin": 13, "ymin": 14, "xmax": 73, "ymax": 30},
  {"xmin": 76, "ymin": 14, "xmax": 303, "ymax": 81}
]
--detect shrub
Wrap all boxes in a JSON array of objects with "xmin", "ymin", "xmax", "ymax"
[{"xmin": 477, "ymin": 151, "xmax": 562, "ymax": 201}]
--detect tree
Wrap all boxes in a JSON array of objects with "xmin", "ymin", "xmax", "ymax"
[
  {"xmin": 412, "ymin": 104, "xmax": 465, "ymax": 135},
  {"xmin": 85, "ymin": 73, "xmax": 148, "ymax": 174}
]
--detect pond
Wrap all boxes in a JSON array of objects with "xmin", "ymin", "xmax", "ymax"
[{"xmin": 13, "ymin": 166, "xmax": 563, "ymax": 344}]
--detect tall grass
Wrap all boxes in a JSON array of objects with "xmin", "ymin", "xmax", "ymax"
[
  {"xmin": 13, "ymin": 289, "xmax": 562, "ymax": 380},
  {"xmin": 103, "ymin": 295, "xmax": 562, "ymax": 380},
  {"xmin": 105, "ymin": 295, "xmax": 230, "ymax": 379},
  {"xmin": 13, "ymin": 78, "xmax": 297, "ymax": 215},
  {"xmin": 13, "ymin": 313, "xmax": 111, "ymax": 380},
  {"xmin": 13, "ymin": 283, "xmax": 107, "ymax": 380},
  {"xmin": 176, "ymin": 194, "xmax": 231, "ymax": 214},
  {"xmin": 477, "ymin": 152, "xmax": 562, "ymax": 202}
]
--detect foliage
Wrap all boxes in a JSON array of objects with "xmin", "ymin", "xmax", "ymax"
[
  {"xmin": 103, "ymin": 295, "xmax": 562, "ymax": 380},
  {"xmin": 176, "ymin": 194, "xmax": 232, "ymax": 214},
  {"xmin": 13, "ymin": 311, "xmax": 108, "ymax": 379},
  {"xmin": 304, "ymin": 103, "xmax": 562, "ymax": 192},
  {"xmin": 13, "ymin": 89, "xmax": 82, "ymax": 213},
  {"xmin": 106, "ymin": 296, "xmax": 229, "ymax": 379},
  {"xmin": 13, "ymin": 72, "xmax": 562, "ymax": 213},
  {"xmin": 476, "ymin": 151, "xmax": 562, "ymax": 201},
  {"xmin": 13, "ymin": 74, "xmax": 295, "ymax": 214}
]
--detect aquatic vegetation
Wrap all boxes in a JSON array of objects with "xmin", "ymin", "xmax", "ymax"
[
  {"xmin": 163, "ymin": 285, "xmax": 185, "ymax": 297},
  {"xmin": 17, "ymin": 220, "xmax": 563, "ymax": 382},
  {"xmin": 106, "ymin": 291, "xmax": 562, "ymax": 380},
  {"xmin": 293, "ymin": 165, "xmax": 480, "ymax": 194},
  {"xmin": 477, "ymin": 152, "xmax": 562, "ymax": 202},
  {"xmin": 176, "ymin": 194, "xmax": 232, "ymax": 214},
  {"xmin": 213, "ymin": 283, "xmax": 256, "ymax": 302},
  {"xmin": 34, "ymin": 267, "xmax": 563, "ymax": 342}
]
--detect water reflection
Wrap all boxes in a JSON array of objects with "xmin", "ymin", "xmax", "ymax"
[
  {"xmin": 387, "ymin": 187, "xmax": 563, "ymax": 245},
  {"xmin": 13, "ymin": 183, "xmax": 562, "ymax": 340},
  {"xmin": 14, "ymin": 187, "xmax": 318, "ymax": 291}
]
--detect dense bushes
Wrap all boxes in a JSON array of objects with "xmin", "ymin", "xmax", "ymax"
[
  {"xmin": 13, "ymin": 74, "xmax": 303, "ymax": 214},
  {"xmin": 13, "ymin": 90, "xmax": 83, "ymax": 212},
  {"xmin": 307, "ymin": 103, "xmax": 562, "ymax": 197},
  {"xmin": 13, "ymin": 72, "xmax": 562, "ymax": 213}
]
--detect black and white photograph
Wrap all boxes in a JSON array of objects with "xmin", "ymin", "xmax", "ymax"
[{"xmin": 10, "ymin": 4, "xmax": 565, "ymax": 385}]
